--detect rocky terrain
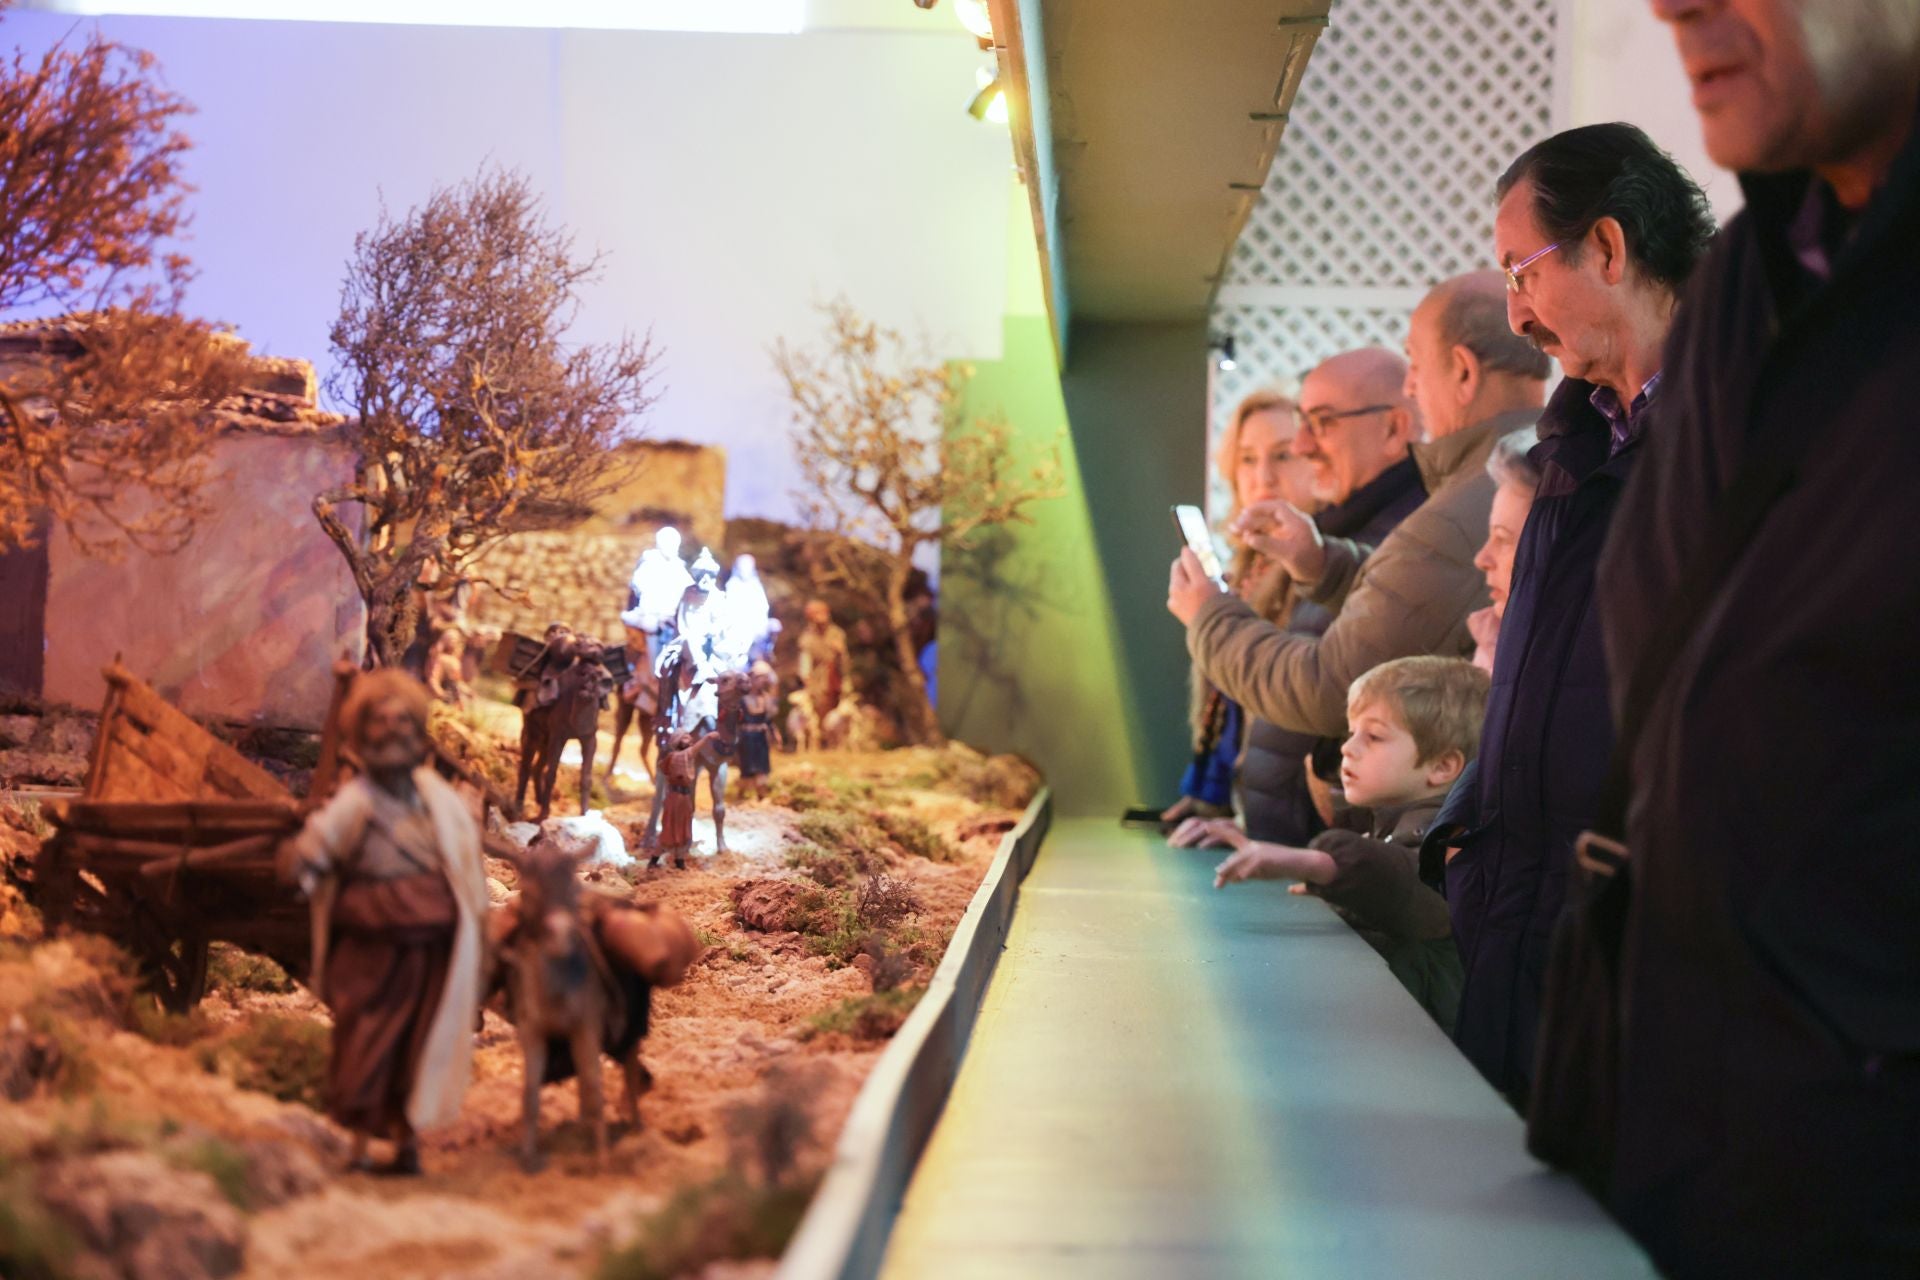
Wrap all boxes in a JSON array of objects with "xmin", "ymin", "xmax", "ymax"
[{"xmin": 0, "ymin": 702, "xmax": 1037, "ymax": 1280}]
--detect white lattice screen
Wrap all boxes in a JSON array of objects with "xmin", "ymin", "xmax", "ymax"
[{"xmin": 1208, "ymin": 0, "xmax": 1565, "ymax": 523}]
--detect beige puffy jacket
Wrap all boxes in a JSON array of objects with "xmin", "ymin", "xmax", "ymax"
[{"xmin": 1185, "ymin": 410, "xmax": 1529, "ymax": 739}]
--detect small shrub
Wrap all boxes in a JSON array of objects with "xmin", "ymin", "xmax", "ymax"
[
  {"xmin": 763, "ymin": 775, "xmax": 830, "ymax": 813},
  {"xmin": 801, "ymin": 988, "xmax": 924, "ymax": 1042},
  {"xmin": 783, "ymin": 841, "xmax": 855, "ymax": 888},
  {"xmin": 855, "ymin": 874, "xmax": 919, "ymax": 933},
  {"xmin": 218, "ymin": 1015, "xmax": 329, "ymax": 1109},
  {"xmin": 207, "ymin": 943, "xmax": 294, "ymax": 995},
  {"xmin": 129, "ymin": 998, "xmax": 213, "ymax": 1047},
  {"xmin": 793, "ymin": 812, "xmax": 887, "ymax": 870},
  {"xmin": 792, "ymin": 888, "xmax": 865, "ymax": 966},
  {"xmin": 875, "ymin": 810, "xmax": 951, "ymax": 862},
  {"xmin": 595, "ymin": 1173, "xmax": 819, "ymax": 1280},
  {"xmin": 859, "ymin": 934, "xmax": 914, "ymax": 994}
]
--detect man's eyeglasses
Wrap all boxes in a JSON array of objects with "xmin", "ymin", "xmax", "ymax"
[
  {"xmin": 1295, "ymin": 403, "xmax": 1395, "ymax": 437},
  {"xmin": 1502, "ymin": 241, "xmax": 1561, "ymax": 294}
]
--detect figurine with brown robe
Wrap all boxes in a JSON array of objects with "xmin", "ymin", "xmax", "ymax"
[
  {"xmin": 653, "ymin": 729, "xmax": 721, "ymax": 869},
  {"xmin": 281, "ymin": 670, "xmax": 490, "ymax": 1176},
  {"xmin": 797, "ymin": 598, "xmax": 849, "ymax": 717}
]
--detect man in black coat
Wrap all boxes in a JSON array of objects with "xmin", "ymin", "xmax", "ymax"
[
  {"xmin": 1595, "ymin": 3, "xmax": 1920, "ymax": 1274},
  {"xmin": 1432, "ymin": 124, "xmax": 1715, "ymax": 1102}
]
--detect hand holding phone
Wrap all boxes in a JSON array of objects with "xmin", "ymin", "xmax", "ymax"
[{"xmin": 1171, "ymin": 504, "xmax": 1229, "ymax": 592}]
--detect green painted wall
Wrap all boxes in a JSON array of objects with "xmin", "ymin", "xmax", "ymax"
[{"xmin": 940, "ymin": 185, "xmax": 1205, "ymax": 816}]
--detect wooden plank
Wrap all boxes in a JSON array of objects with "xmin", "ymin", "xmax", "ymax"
[
  {"xmin": 102, "ymin": 662, "xmax": 288, "ymax": 802},
  {"xmin": 83, "ymin": 682, "xmax": 122, "ymax": 800},
  {"xmin": 107, "ymin": 718, "xmax": 200, "ymax": 801},
  {"xmin": 92, "ymin": 741, "xmax": 178, "ymax": 805}
]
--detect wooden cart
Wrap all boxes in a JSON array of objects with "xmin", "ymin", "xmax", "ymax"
[{"xmin": 34, "ymin": 661, "xmax": 507, "ymax": 1010}]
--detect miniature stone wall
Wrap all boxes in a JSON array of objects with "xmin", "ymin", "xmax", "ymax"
[{"xmin": 466, "ymin": 440, "xmax": 728, "ymax": 640}]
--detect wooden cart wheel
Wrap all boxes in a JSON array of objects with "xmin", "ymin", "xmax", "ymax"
[{"xmin": 130, "ymin": 901, "xmax": 210, "ymax": 1012}]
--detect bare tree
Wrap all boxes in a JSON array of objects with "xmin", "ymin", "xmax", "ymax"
[
  {"xmin": 0, "ymin": 17, "xmax": 250, "ymax": 555},
  {"xmin": 773, "ymin": 300, "xmax": 1062, "ymax": 745},
  {"xmin": 321, "ymin": 168, "xmax": 660, "ymax": 667}
]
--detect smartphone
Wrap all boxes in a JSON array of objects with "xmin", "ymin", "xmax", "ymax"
[
  {"xmin": 1171, "ymin": 504, "xmax": 1230, "ymax": 591},
  {"xmin": 1120, "ymin": 806, "xmax": 1168, "ymax": 829}
]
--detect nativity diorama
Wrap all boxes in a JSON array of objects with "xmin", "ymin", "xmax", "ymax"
[{"xmin": 0, "ymin": 10, "xmax": 1057, "ymax": 1279}]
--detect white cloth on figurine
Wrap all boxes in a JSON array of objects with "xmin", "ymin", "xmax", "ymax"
[{"xmin": 624, "ymin": 547, "xmax": 692, "ymax": 632}]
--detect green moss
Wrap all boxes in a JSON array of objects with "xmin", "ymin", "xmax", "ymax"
[
  {"xmin": 783, "ymin": 841, "xmax": 856, "ymax": 888},
  {"xmin": 216, "ymin": 1015, "xmax": 329, "ymax": 1109},
  {"xmin": 875, "ymin": 810, "xmax": 951, "ymax": 862},
  {"xmin": 129, "ymin": 998, "xmax": 214, "ymax": 1048},
  {"xmin": 792, "ymin": 812, "xmax": 887, "ymax": 870},
  {"xmin": 800, "ymin": 987, "xmax": 924, "ymax": 1042},
  {"xmin": 207, "ymin": 943, "xmax": 294, "ymax": 995},
  {"xmin": 169, "ymin": 1137, "xmax": 253, "ymax": 1211},
  {"xmin": 594, "ymin": 1173, "xmax": 820, "ymax": 1280},
  {"xmin": 0, "ymin": 1158, "xmax": 76, "ymax": 1280}
]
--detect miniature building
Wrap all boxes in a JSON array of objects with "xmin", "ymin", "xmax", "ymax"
[{"xmin": 0, "ymin": 320, "xmax": 365, "ymax": 729}]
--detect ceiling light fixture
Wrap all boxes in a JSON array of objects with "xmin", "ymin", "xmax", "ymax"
[{"xmin": 967, "ymin": 64, "xmax": 1007, "ymax": 124}]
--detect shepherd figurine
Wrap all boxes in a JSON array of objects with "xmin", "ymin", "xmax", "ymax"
[{"xmin": 280, "ymin": 670, "xmax": 490, "ymax": 1176}]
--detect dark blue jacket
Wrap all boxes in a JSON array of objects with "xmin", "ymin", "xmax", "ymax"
[{"xmin": 1439, "ymin": 378, "xmax": 1640, "ymax": 1099}]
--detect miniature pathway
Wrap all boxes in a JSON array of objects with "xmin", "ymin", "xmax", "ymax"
[{"xmin": 879, "ymin": 818, "xmax": 1652, "ymax": 1279}]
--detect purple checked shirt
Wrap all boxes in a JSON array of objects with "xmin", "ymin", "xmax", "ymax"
[{"xmin": 1588, "ymin": 372, "xmax": 1662, "ymax": 457}]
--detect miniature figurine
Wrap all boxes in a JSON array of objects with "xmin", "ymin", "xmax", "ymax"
[
  {"xmin": 672, "ymin": 548, "xmax": 726, "ymax": 670},
  {"xmin": 605, "ymin": 623, "xmax": 662, "ymax": 782},
  {"xmin": 736, "ymin": 660, "xmax": 778, "ymax": 800},
  {"xmin": 723, "ymin": 553, "xmax": 777, "ymax": 666},
  {"xmin": 622, "ymin": 526, "xmax": 692, "ymax": 667},
  {"xmin": 490, "ymin": 834, "xmax": 701, "ymax": 1171},
  {"xmin": 786, "ymin": 687, "xmax": 820, "ymax": 754},
  {"xmin": 281, "ymin": 670, "xmax": 489, "ymax": 1177},
  {"xmin": 797, "ymin": 599, "xmax": 850, "ymax": 718},
  {"xmin": 525, "ymin": 635, "xmax": 614, "ymax": 822},
  {"xmin": 425, "ymin": 626, "xmax": 471, "ymax": 709},
  {"xmin": 653, "ymin": 729, "xmax": 719, "ymax": 869}
]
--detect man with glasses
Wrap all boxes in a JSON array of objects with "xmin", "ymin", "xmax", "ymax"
[
  {"xmin": 1427, "ymin": 123, "xmax": 1714, "ymax": 1112},
  {"xmin": 1168, "ymin": 310, "xmax": 1538, "ymax": 748}
]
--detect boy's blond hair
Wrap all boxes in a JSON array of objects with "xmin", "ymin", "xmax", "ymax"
[{"xmin": 1347, "ymin": 656, "xmax": 1490, "ymax": 766}]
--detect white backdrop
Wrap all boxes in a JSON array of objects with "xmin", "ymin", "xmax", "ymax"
[{"xmin": 5, "ymin": 11, "xmax": 1015, "ymax": 522}]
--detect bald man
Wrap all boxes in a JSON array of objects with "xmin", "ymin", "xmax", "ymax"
[{"xmin": 1169, "ymin": 307, "xmax": 1546, "ymax": 740}]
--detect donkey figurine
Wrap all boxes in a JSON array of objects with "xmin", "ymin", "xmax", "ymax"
[
  {"xmin": 518, "ymin": 640, "xmax": 614, "ymax": 822},
  {"xmin": 494, "ymin": 833, "xmax": 651, "ymax": 1172},
  {"xmin": 605, "ymin": 629, "xmax": 661, "ymax": 784}
]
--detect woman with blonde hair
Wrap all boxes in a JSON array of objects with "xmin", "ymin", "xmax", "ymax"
[{"xmin": 1168, "ymin": 381, "xmax": 1424, "ymax": 844}]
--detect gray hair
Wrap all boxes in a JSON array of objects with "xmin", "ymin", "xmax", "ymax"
[{"xmin": 1486, "ymin": 425, "xmax": 1543, "ymax": 492}]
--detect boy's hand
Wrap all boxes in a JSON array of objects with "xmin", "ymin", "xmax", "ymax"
[
  {"xmin": 1168, "ymin": 816, "xmax": 1245, "ymax": 850},
  {"xmin": 1213, "ymin": 841, "xmax": 1335, "ymax": 889},
  {"xmin": 1214, "ymin": 846, "xmax": 1287, "ymax": 888}
]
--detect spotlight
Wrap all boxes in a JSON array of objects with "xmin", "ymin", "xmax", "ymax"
[
  {"xmin": 968, "ymin": 66, "xmax": 1007, "ymax": 124},
  {"xmin": 953, "ymin": 0, "xmax": 993, "ymax": 42},
  {"xmin": 1215, "ymin": 333, "xmax": 1237, "ymax": 372}
]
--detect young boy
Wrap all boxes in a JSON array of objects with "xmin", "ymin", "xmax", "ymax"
[{"xmin": 1209, "ymin": 655, "xmax": 1489, "ymax": 1031}]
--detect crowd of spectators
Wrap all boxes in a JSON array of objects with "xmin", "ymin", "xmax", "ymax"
[{"xmin": 1159, "ymin": 2, "xmax": 1920, "ymax": 1275}]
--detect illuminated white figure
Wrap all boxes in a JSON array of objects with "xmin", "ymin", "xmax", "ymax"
[
  {"xmin": 669, "ymin": 547, "xmax": 726, "ymax": 671},
  {"xmin": 622, "ymin": 526, "xmax": 692, "ymax": 634},
  {"xmin": 721, "ymin": 554, "xmax": 773, "ymax": 668}
]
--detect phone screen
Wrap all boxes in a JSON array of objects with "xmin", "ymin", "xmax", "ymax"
[{"xmin": 1172, "ymin": 504, "xmax": 1227, "ymax": 582}]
